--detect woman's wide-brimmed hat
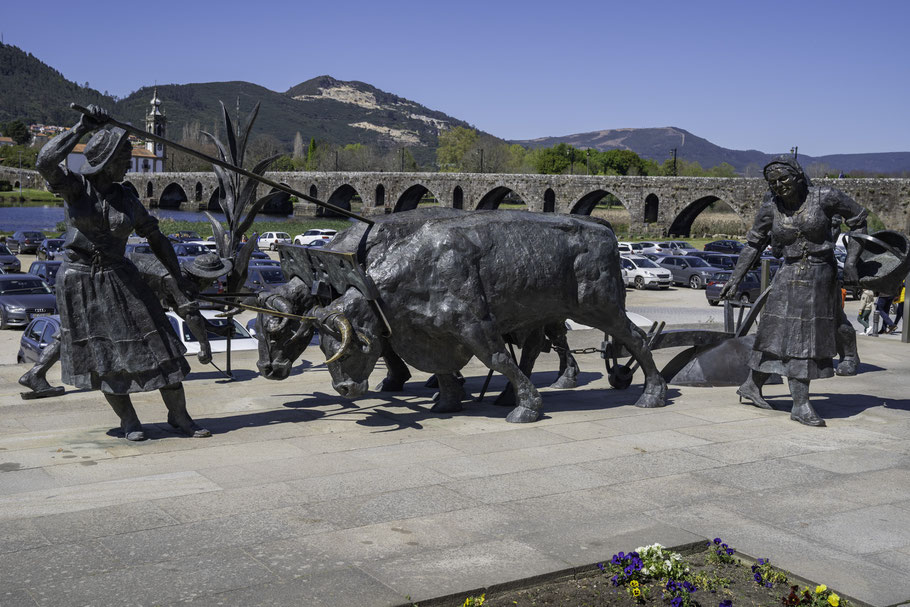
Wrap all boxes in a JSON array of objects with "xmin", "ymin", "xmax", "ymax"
[
  {"xmin": 852, "ymin": 230, "xmax": 910, "ymax": 293},
  {"xmin": 182, "ymin": 253, "xmax": 233, "ymax": 280},
  {"xmin": 80, "ymin": 127, "xmax": 129, "ymax": 176}
]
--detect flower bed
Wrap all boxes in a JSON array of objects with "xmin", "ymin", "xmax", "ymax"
[{"xmin": 434, "ymin": 539, "xmax": 855, "ymax": 607}]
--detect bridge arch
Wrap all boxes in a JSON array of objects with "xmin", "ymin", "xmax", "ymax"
[
  {"xmin": 208, "ymin": 187, "xmax": 224, "ymax": 211},
  {"xmin": 476, "ymin": 186, "xmax": 528, "ymax": 211},
  {"xmin": 543, "ymin": 188, "xmax": 556, "ymax": 212},
  {"xmin": 319, "ymin": 184, "xmax": 361, "ymax": 217},
  {"xmin": 309, "ymin": 185, "xmax": 318, "ymax": 199},
  {"xmin": 194, "ymin": 182, "xmax": 203, "ymax": 202},
  {"xmin": 667, "ymin": 195, "xmax": 747, "ymax": 237},
  {"xmin": 146, "ymin": 182, "xmax": 154, "ymax": 198},
  {"xmin": 159, "ymin": 182, "xmax": 188, "ymax": 209},
  {"xmin": 263, "ymin": 184, "xmax": 293, "ymax": 215},
  {"xmin": 375, "ymin": 184, "xmax": 385, "ymax": 208},
  {"xmin": 644, "ymin": 193, "xmax": 659, "ymax": 223},
  {"xmin": 453, "ymin": 186, "xmax": 464, "ymax": 210},
  {"xmin": 394, "ymin": 183, "xmax": 443, "ymax": 212}
]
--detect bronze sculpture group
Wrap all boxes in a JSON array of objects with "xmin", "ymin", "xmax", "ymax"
[{"xmin": 22, "ymin": 103, "xmax": 907, "ymax": 439}]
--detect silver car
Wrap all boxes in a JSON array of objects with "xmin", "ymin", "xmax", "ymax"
[
  {"xmin": 0, "ymin": 275, "xmax": 57, "ymax": 329},
  {"xmin": 657, "ymin": 255, "xmax": 723, "ymax": 289}
]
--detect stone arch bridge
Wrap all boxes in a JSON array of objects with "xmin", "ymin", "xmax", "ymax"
[{"xmin": 9, "ymin": 166, "xmax": 910, "ymax": 235}]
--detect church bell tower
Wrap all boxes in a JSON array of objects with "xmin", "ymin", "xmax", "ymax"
[{"xmin": 145, "ymin": 87, "xmax": 167, "ymax": 171}]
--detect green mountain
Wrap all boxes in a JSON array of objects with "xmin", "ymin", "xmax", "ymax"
[
  {"xmin": 0, "ymin": 43, "xmax": 115, "ymax": 125},
  {"xmin": 514, "ymin": 127, "xmax": 910, "ymax": 176},
  {"xmin": 2, "ymin": 42, "xmax": 908, "ymax": 175}
]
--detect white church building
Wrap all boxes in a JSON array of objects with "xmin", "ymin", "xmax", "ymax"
[{"xmin": 66, "ymin": 88, "xmax": 168, "ymax": 174}]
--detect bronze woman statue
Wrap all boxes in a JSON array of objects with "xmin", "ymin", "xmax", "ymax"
[
  {"xmin": 35, "ymin": 105, "xmax": 209, "ymax": 440},
  {"xmin": 720, "ymin": 156, "xmax": 866, "ymax": 426}
]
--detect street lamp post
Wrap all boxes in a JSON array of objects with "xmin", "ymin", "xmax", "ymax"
[
  {"xmin": 479, "ymin": 148, "xmax": 484, "ymax": 173},
  {"xmin": 334, "ymin": 150, "xmax": 339, "ymax": 171},
  {"xmin": 670, "ymin": 148, "xmax": 678, "ymax": 176}
]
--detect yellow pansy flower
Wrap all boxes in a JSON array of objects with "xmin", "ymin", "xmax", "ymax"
[
  {"xmin": 630, "ymin": 580, "xmax": 639, "ymax": 587},
  {"xmin": 816, "ymin": 585, "xmax": 827, "ymax": 594},
  {"xmin": 632, "ymin": 588, "xmax": 641, "ymax": 597},
  {"xmin": 828, "ymin": 593, "xmax": 840, "ymax": 606}
]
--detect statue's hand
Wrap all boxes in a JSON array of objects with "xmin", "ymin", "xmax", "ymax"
[
  {"xmin": 719, "ymin": 277, "xmax": 740, "ymax": 300},
  {"xmin": 843, "ymin": 263, "xmax": 859, "ymax": 285},
  {"xmin": 79, "ymin": 105, "xmax": 111, "ymax": 130}
]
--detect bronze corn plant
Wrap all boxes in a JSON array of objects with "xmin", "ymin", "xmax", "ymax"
[{"xmin": 202, "ymin": 100, "xmax": 283, "ymax": 293}]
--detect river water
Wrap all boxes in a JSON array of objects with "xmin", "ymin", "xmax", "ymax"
[{"xmin": 0, "ymin": 205, "xmax": 296, "ymax": 232}]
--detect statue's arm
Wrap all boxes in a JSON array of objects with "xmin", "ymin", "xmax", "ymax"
[
  {"xmin": 830, "ymin": 189, "xmax": 868, "ymax": 283},
  {"xmin": 36, "ymin": 108, "xmax": 105, "ymax": 197},
  {"xmin": 720, "ymin": 195, "xmax": 773, "ymax": 299}
]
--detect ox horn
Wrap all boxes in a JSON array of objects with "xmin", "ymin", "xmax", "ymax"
[
  {"xmin": 324, "ymin": 313, "xmax": 355, "ymax": 364},
  {"xmin": 263, "ymin": 294, "xmax": 292, "ymax": 333}
]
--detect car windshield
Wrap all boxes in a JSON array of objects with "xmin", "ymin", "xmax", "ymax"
[
  {"xmin": 685, "ymin": 257, "xmax": 711, "ymax": 267},
  {"xmin": 179, "ymin": 244, "xmax": 207, "ymax": 256},
  {"xmin": 45, "ymin": 265, "xmax": 60, "ymax": 280},
  {"xmin": 633, "ymin": 258, "xmax": 659, "ymax": 268},
  {"xmin": 182, "ymin": 318, "xmax": 252, "ymax": 342},
  {"xmin": 712, "ymin": 272, "xmax": 731, "ymax": 281},
  {"xmin": 0, "ymin": 245, "xmax": 11, "ymax": 255},
  {"xmin": 675, "ymin": 242, "xmax": 696, "ymax": 249},
  {"xmin": 0, "ymin": 278, "xmax": 52, "ymax": 294},
  {"xmin": 45, "ymin": 240, "xmax": 64, "ymax": 250},
  {"xmin": 260, "ymin": 269, "xmax": 287, "ymax": 284},
  {"xmin": 23, "ymin": 232, "xmax": 44, "ymax": 239}
]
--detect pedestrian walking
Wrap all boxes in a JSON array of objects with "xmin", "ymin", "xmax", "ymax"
[
  {"xmin": 876, "ymin": 291, "xmax": 897, "ymax": 334},
  {"xmin": 857, "ymin": 289, "xmax": 875, "ymax": 334}
]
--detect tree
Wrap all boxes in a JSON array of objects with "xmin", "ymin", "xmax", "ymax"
[
  {"xmin": 1, "ymin": 120, "xmax": 31, "ymax": 145},
  {"xmin": 436, "ymin": 126, "xmax": 479, "ymax": 172},
  {"xmin": 292, "ymin": 132, "xmax": 305, "ymax": 159},
  {"xmin": 305, "ymin": 137, "xmax": 319, "ymax": 171}
]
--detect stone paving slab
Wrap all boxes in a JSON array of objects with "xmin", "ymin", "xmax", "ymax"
[{"xmin": 1, "ymin": 331, "xmax": 910, "ymax": 606}]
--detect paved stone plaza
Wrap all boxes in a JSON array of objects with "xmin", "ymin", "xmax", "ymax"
[{"xmin": 2, "ymin": 321, "xmax": 910, "ymax": 606}]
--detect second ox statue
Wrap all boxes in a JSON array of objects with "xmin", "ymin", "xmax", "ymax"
[{"xmin": 256, "ymin": 208, "xmax": 668, "ymax": 423}]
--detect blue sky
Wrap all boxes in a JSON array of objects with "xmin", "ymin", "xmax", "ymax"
[{"xmin": 4, "ymin": 0, "xmax": 908, "ymax": 156}]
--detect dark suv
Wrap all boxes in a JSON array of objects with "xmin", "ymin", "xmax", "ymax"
[
  {"xmin": 703, "ymin": 240, "xmax": 744, "ymax": 254},
  {"xmin": 705, "ymin": 271, "xmax": 762, "ymax": 306},
  {"xmin": 7, "ymin": 230, "xmax": 46, "ymax": 254}
]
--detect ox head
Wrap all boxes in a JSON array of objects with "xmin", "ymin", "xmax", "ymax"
[
  {"xmin": 311, "ymin": 288, "xmax": 384, "ymax": 398},
  {"xmin": 255, "ymin": 277, "xmax": 317, "ymax": 380}
]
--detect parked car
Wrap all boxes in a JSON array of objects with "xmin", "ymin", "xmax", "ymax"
[
  {"xmin": 628, "ymin": 242, "xmax": 658, "ymax": 255},
  {"xmin": 705, "ymin": 271, "xmax": 762, "ymax": 306},
  {"xmin": 657, "ymin": 255, "xmax": 723, "ymax": 289},
  {"xmin": 617, "ymin": 242, "xmax": 633, "ymax": 255},
  {"xmin": 165, "ymin": 310, "xmax": 258, "ymax": 356},
  {"xmin": 258, "ymin": 231, "xmax": 292, "ymax": 251},
  {"xmin": 17, "ymin": 314, "xmax": 61, "ymax": 364},
  {"xmin": 640, "ymin": 252, "xmax": 674, "ymax": 263},
  {"xmin": 703, "ymin": 239, "xmax": 745, "ymax": 254},
  {"xmin": 36, "ymin": 238, "xmax": 65, "ymax": 260},
  {"xmin": 294, "ymin": 229, "xmax": 337, "ymax": 246},
  {"xmin": 7, "ymin": 230, "xmax": 46, "ymax": 254},
  {"xmin": 27, "ymin": 261, "xmax": 63, "ymax": 289},
  {"xmin": 125, "ymin": 243, "xmax": 153, "ymax": 258},
  {"xmin": 0, "ymin": 244, "xmax": 21, "ymax": 273},
  {"xmin": 305, "ymin": 240, "xmax": 327, "ymax": 248},
  {"xmin": 0, "ymin": 274, "xmax": 57, "ymax": 329},
  {"xmin": 244, "ymin": 265, "xmax": 288, "ymax": 294},
  {"xmin": 655, "ymin": 240, "xmax": 698, "ymax": 255},
  {"xmin": 171, "ymin": 242, "xmax": 209, "ymax": 259},
  {"xmin": 620, "ymin": 255, "xmax": 672, "ymax": 290},
  {"xmin": 685, "ymin": 251, "xmax": 738, "ymax": 270},
  {"xmin": 167, "ymin": 231, "xmax": 202, "ymax": 242}
]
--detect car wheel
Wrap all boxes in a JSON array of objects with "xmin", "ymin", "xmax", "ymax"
[
  {"xmin": 708, "ymin": 299, "xmax": 719, "ymax": 306},
  {"xmin": 17, "ymin": 354, "xmax": 24, "ymax": 364},
  {"xmin": 269, "ymin": 243, "xmax": 276, "ymax": 251},
  {"xmin": 0, "ymin": 310, "xmax": 7, "ymax": 330},
  {"xmin": 634, "ymin": 276, "xmax": 644, "ymax": 290},
  {"xmin": 689, "ymin": 275, "xmax": 702, "ymax": 289},
  {"xmin": 740, "ymin": 293, "xmax": 751, "ymax": 304}
]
